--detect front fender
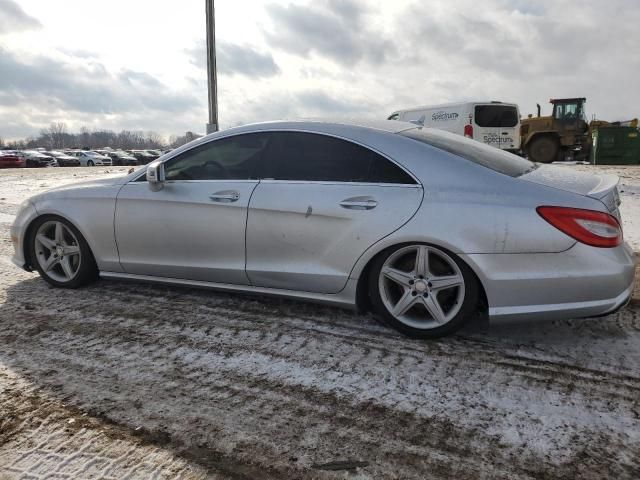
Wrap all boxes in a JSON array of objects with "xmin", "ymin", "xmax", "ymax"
[{"xmin": 30, "ymin": 185, "xmax": 124, "ymax": 273}]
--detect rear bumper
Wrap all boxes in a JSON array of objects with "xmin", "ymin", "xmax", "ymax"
[
  {"xmin": 463, "ymin": 242, "xmax": 636, "ymax": 323},
  {"xmin": 0, "ymin": 161, "xmax": 25, "ymax": 168}
]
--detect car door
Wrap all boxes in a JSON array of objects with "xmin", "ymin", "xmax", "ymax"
[
  {"xmin": 245, "ymin": 131, "xmax": 423, "ymax": 294},
  {"xmin": 114, "ymin": 132, "xmax": 271, "ymax": 284},
  {"xmin": 473, "ymin": 104, "xmax": 519, "ymax": 151}
]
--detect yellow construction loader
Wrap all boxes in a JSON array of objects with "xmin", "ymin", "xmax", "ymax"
[{"xmin": 520, "ymin": 97, "xmax": 638, "ymax": 163}]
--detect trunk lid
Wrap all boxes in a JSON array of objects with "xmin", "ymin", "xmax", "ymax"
[{"xmin": 520, "ymin": 164, "xmax": 621, "ymax": 219}]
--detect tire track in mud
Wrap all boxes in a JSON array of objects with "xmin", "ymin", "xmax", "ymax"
[
  {"xmin": 4, "ymin": 272, "xmax": 640, "ymax": 405},
  {"xmin": 0, "ymin": 368, "xmax": 210, "ymax": 479},
  {"xmin": 1, "ymin": 300, "xmax": 640, "ymax": 479},
  {"xmin": 0, "ymin": 312, "xmax": 620, "ymax": 480},
  {"xmin": 1, "ymin": 231, "xmax": 640, "ymax": 478},
  {"xmin": 1, "ymin": 314, "xmax": 528, "ymax": 479},
  {"xmin": 6, "ymin": 276, "xmax": 640, "ymax": 402}
]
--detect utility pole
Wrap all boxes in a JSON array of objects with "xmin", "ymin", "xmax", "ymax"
[{"xmin": 205, "ymin": 0, "xmax": 218, "ymax": 134}]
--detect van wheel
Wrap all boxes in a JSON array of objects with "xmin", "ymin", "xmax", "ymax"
[
  {"xmin": 527, "ymin": 136, "xmax": 558, "ymax": 163},
  {"xmin": 369, "ymin": 244, "xmax": 479, "ymax": 338}
]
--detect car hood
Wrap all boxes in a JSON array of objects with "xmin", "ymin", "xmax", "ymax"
[
  {"xmin": 519, "ymin": 164, "xmax": 618, "ymax": 199},
  {"xmin": 29, "ymin": 176, "xmax": 129, "ymax": 201}
]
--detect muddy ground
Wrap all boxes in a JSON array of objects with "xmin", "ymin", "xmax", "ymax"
[{"xmin": 0, "ymin": 166, "xmax": 639, "ymax": 479}]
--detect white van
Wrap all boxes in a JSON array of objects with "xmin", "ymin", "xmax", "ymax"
[{"xmin": 388, "ymin": 101, "xmax": 521, "ymax": 152}]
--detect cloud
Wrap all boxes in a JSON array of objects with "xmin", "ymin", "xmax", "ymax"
[
  {"xmin": 218, "ymin": 42, "xmax": 280, "ymax": 77},
  {"xmin": 0, "ymin": 0, "xmax": 41, "ymax": 34},
  {"xmin": 0, "ymin": 48, "xmax": 204, "ymax": 138},
  {"xmin": 297, "ymin": 90, "xmax": 375, "ymax": 115},
  {"xmin": 2, "ymin": 0, "xmax": 640, "ymax": 140},
  {"xmin": 263, "ymin": 0, "xmax": 395, "ymax": 66},
  {"xmin": 187, "ymin": 41, "xmax": 280, "ymax": 78},
  {"xmin": 0, "ymin": 49, "xmax": 199, "ymax": 114}
]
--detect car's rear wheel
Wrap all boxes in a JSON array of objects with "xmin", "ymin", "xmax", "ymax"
[
  {"xmin": 87, "ymin": 160, "xmax": 94, "ymax": 166},
  {"xmin": 369, "ymin": 244, "xmax": 479, "ymax": 338},
  {"xmin": 29, "ymin": 216, "xmax": 98, "ymax": 288}
]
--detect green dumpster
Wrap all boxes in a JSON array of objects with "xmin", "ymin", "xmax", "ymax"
[{"xmin": 591, "ymin": 126, "xmax": 640, "ymax": 165}]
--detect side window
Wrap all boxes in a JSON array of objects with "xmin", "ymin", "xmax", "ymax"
[
  {"xmin": 270, "ymin": 132, "xmax": 415, "ymax": 184},
  {"xmin": 369, "ymin": 155, "xmax": 416, "ymax": 184},
  {"xmin": 164, "ymin": 133, "xmax": 270, "ymax": 181}
]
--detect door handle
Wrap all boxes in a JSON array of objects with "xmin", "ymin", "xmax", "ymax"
[
  {"xmin": 209, "ymin": 190, "xmax": 240, "ymax": 203},
  {"xmin": 339, "ymin": 196, "xmax": 378, "ymax": 210}
]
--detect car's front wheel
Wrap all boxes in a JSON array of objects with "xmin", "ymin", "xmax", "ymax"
[
  {"xmin": 87, "ymin": 160, "xmax": 95, "ymax": 166},
  {"xmin": 369, "ymin": 244, "xmax": 479, "ymax": 338},
  {"xmin": 29, "ymin": 216, "xmax": 98, "ymax": 288}
]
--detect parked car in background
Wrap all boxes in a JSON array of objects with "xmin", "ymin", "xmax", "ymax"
[
  {"xmin": 105, "ymin": 150, "xmax": 138, "ymax": 166},
  {"xmin": 128, "ymin": 150, "xmax": 156, "ymax": 165},
  {"xmin": 47, "ymin": 151, "xmax": 81, "ymax": 167},
  {"xmin": 22, "ymin": 150, "xmax": 58, "ymax": 168},
  {"xmin": 0, "ymin": 150, "xmax": 26, "ymax": 168},
  {"xmin": 146, "ymin": 149, "xmax": 163, "ymax": 158},
  {"xmin": 388, "ymin": 101, "xmax": 521, "ymax": 153},
  {"xmin": 10, "ymin": 120, "xmax": 635, "ymax": 338},
  {"xmin": 67, "ymin": 150, "xmax": 112, "ymax": 166}
]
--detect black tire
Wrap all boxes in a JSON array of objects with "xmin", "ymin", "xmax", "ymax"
[
  {"xmin": 87, "ymin": 160, "xmax": 95, "ymax": 166},
  {"xmin": 28, "ymin": 215, "xmax": 99, "ymax": 288},
  {"xmin": 368, "ymin": 244, "xmax": 480, "ymax": 339},
  {"xmin": 527, "ymin": 136, "xmax": 559, "ymax": 163}
]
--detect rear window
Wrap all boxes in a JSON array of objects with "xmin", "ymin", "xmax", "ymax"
[
  {"xmin": 474, "ymin": 105, "xmax": 518, "ymax": 128},
  {"xmin": 400, "ymin": 127, "xmax": 536, "ymax": 178}
]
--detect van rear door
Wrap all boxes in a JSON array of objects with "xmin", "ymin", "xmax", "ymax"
[{"xmin": 473, "ymin": 104, "xmax": 520, "ymax": 151}]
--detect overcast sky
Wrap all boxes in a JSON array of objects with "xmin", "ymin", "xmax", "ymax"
[{"xmin": 1, "ymin": 0, "xmax": 639, "ymax": 140}]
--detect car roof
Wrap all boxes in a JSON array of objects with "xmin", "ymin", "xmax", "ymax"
[
  {"xmin": 227, "ymin": 119, "xmax": 417, "ymax": 135},
  {"xmin": 159, "ymin": 119, "xmax": 422, "ymax": 164}
]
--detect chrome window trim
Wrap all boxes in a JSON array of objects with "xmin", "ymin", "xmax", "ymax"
[
  {"xmin": 258, "ymin": 179, "xmax": 422, "ymax": 188},
  {"xmin": 127, "ymin": 178, "xmax": 420, "ymax": 188},
  {"xmin": 129, "ymin": 128, "xmax": 421, "ymax": 185}
]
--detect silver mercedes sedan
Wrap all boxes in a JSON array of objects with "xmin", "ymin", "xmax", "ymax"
[{"xmin": 10, "ymin": 120, "xmax": 636, "ymax": 338}]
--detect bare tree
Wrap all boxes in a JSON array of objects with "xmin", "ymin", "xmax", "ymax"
[
  {"xmin": 145, "ymin": 131, "xmax": 164, "ymax": 149},
  {"xmin": 11, "ymin": 126, "xmax": 176, "ymax": 151},
  {"xmin": 78, "ymin": 127, "xmax": 90, "ymax": 149},
  {"xmin": 43, "ymin": 122, "xmax": 68, "ymax": 149}
]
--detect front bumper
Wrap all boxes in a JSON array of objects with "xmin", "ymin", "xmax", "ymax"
[
  {"xmin": 463, "ymin": 242, "xmax": 636, "ymax": 323},
  {"xmin": 10, "ymin": 201, "xmax": 39, "ymax": 271}
]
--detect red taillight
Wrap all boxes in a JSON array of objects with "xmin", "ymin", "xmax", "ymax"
[
  {"xmin": 464, "ymin": 124, "xmax": 473, "ymax": 138},
  {"xmin": 537, "ymin": 206, "xmax": 622, "ymax": 248}
]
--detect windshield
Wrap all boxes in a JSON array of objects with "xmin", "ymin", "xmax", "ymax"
[
  {"xmin": 400, "ymin": 127, "xmax": 536, "ymax": 177},
  {"xmin": 474, "ymin": 105, "xmax": 519, "ymax": 128}
]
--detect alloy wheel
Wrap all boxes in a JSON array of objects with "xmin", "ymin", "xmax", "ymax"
[
  {"xmin": 378, "ymin": 245, "xmax": 465, "ymax": 329},
  {"xmin": 34, "ymin": 220, "xmax": 82, "ymax": 283}
]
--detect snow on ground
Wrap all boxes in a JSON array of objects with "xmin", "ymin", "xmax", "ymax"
[{"xmin": 0, "ymin": 166, "xmax": 639, "ymax": 479}]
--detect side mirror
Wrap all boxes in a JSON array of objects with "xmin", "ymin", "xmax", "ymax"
[{"xmin": 146, "ymin": 160, "xmax": 165, "ymax": 192}]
